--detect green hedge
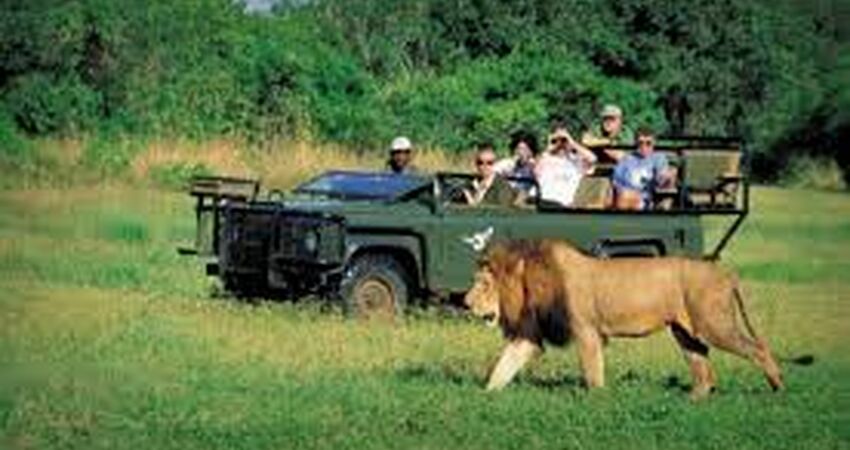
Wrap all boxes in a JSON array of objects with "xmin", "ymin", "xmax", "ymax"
[{"xmin": 0, "ymin": 0, "xmax": 845, "ymax": 181}]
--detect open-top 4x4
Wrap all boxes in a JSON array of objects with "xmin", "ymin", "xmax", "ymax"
[{"xmin": 180, "ymin": 136, "xmax": 749, "ymax": 318}]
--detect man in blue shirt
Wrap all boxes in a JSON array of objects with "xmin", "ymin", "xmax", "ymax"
[{"xmin": 612, "ymin": 128, "xmax": 676, "ymax": 210}]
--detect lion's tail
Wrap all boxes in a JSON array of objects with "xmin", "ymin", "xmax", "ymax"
[
  {"xmin": 732, "ymin": 286, "xmax": 760, "ymax": 341},
  {"xmin": 733, "ymin": 285, "xmax": 815, "ymax": 366}
]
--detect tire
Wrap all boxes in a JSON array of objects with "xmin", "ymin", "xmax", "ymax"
[
  {"xmin": 338, "ymin": 254, "xmax": 409, "ymax": 319},
  {"xmin": 223, "ymin": 272, "xmax": 267, "ymax": 299}
]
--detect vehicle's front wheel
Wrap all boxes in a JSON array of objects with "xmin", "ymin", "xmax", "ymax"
[
  {"xmin": 222, "ymin": 272, "xmax": 267, "ymax": 298},
  {"xmin": 338, "ymin": 254, "xmax": 409, "ymax": 320}
]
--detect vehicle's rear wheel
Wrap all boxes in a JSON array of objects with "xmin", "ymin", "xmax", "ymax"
[{"xmin": 339, "ymin": 254, "xmax": 409, "ymax": 320}]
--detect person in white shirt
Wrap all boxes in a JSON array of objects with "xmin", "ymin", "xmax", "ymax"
[{"xmin": 534, "ymin": 123, "xmax": 597, "ymax": 207}]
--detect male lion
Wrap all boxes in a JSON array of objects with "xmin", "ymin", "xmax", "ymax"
[{"xmin": 464, "ymin": 239, "xmax": 783, "ymax": 399}]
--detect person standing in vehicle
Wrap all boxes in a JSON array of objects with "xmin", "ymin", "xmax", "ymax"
[
  {"xmin": 611, "ymin": 127, "xmax": 676, "ymax": 210},
  {"xmin": 386, "ymin": 136, "xmax": 419, "ymax": 174},
  {"xmin": 581, "ymin": 104, "xmax": 635, "ymax": 162},
  {"xmin": 535, "ymin": 123, "xmax": 597, "ymax": 207}
]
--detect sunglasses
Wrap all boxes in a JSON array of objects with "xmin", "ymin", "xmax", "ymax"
[
  {"xmin": 476, "ymin": 159, "xmax": 495, "ymax": 166},
  {"xmin": 550, "ymin": 137, "xmax": 568, "ymax": 144}
]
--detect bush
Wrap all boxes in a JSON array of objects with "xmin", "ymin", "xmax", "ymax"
[
  {"xmin": 0, "ymin": 110, "xmax": 32, "ymax": 166},
  {"xmin": 0, "ymin": 0, "xmax": 842, "ymax": 181},
  {"xmin": 4, "ymin": 74, "xmax": 101, "ymax": 135},
  {"xmin": 381, "ymin": 48, "xmax": 662, "ymax": 152},
  {"xmin": 779, "ymin": 156, "xmax": 847, "ymax": 191}
]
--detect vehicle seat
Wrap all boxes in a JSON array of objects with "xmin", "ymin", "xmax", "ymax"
[
  {"xmin": 682, "ymin": 150, "xmax": 742, "ymax": 208},
  {"xmin": 574, "ymin": 176, "xmax": 612, "ymax": 209}
]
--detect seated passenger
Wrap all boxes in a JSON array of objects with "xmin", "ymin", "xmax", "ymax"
[
  {"xmin": 535, "ymin": 123, "xmax": 597, "ymax": 207},
  {"xmin": 494, "ymin": 131, "xmax": 538, "ymax": 195},
  {"xmin": 581, "ymin": 104, "xmax": 635, "ymax": 162},
  {"xmin": 612, "ymin": 128, "xmax": 676, "ymax": 210},
  {"xmin": 463, "ymin": 143, "xmax": 516, "ymax": 207},
  {"xmin": 385, "ymin": 136, "xmax": 420, "ymax": 175}
]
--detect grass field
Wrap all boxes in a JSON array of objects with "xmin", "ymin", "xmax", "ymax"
[{"xmin": 1, "ymin": 185, "xmax": 848, "ymax": 449}]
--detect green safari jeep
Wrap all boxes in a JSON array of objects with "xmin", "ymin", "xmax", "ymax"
[{"xmin": 180, "ymin": 136, "xmax": 749, "ymax": 317}]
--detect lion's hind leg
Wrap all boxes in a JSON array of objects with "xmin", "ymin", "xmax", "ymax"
[
  {"xmin": 671, "ymin": 323, "xmax": 716, "ymax": 400},
  {"xmin": 486, "ymin": 339, "xmax": 541, "ymax": 391},
  {"xmin": 754, "ymin": 339, "xmax": 784, "ymax": 391},
  {"xmin": 700, "ymin": 321, "xmax": 784, "ymax": 392}
]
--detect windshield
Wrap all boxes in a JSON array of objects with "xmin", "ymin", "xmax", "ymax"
[{"xmin": 293, "ymin": 171, "xmax": 430, "ymax": 200}]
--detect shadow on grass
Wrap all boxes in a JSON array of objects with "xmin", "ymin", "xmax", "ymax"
[
  {"xmin": 394, "ymin": 363, "xmax": 710, "ymax": 394},
  {"xmin": 395, "ymin": 364, "xmax": 480, "ymax": 387},
  {"xmin": 662, "ymin": 375, "xmax": 692, "ymax": 394},
  {"xmin": 515, "ymin": 375, "xmax": 584, "ymax": 390},
  {"xmin": 394, "ymin": 363, "xmax": 587, "ymax": 390},
  {"xmin": 660, "ymin": 373, "xmax": 790, "ymax": 396}
]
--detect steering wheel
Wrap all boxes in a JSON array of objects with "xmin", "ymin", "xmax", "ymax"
[{"xmin": 440, "ymin": 178, "xmax": 470, "ymax": 207}]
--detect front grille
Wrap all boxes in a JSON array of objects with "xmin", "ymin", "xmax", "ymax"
[
  {"xmin": 275, "ymin": 215, "xmax": 344, "ymax": 264},
  {"xmin": 219, "ymin": 207, "xmax": 273, "ymax": 272}
]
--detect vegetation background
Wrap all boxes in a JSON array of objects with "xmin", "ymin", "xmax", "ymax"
[
  {"xmin": 1, "ymin": 0, "xmax": 848, "ymax": 188},
  {"xmin": 1, "ymin": 2, "xmax": 849, "ymax": 449}
]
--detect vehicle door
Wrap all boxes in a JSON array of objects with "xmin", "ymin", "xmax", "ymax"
[{"xmin": 431, "ymin": 175, "xmax": 533, "ymax": 292}]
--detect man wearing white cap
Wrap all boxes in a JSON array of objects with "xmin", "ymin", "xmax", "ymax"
[
  {"xmin": 386, "ymin": 136, "xmax": 419, "ymax": 174},
  {"xmin": 581, "ymin": 104, "xmax": 635, "ymax": 162}
]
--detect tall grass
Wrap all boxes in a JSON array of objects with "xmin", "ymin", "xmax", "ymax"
[{"xmin": 3, "ymin": 137, "xmax": 471, "ymax": 191}]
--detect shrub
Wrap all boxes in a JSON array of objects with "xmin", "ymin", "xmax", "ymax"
[
  {"xmin": 779, "ymin": 156, "xmax": 847, "ymax": 191},
  {"xmin": 0, "ymin": 0, "xmax": 841, "ymax": 178},
  {"xmin": 0, "ymin": 110, "xmax": 32, "ymax": 166},
  {"xmin": 4, "ymin": 74, "xmax": 101, "ymax": 135}
]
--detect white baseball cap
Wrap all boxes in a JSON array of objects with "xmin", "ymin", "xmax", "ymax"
[{"xmin": 391, "ymin": 136, "xmax": 412, "ymax": 151}]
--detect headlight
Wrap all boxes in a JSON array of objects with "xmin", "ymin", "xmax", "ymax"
[{"xmin": 303, "ymin": 229, "xmax": 319, "ymax": 254}]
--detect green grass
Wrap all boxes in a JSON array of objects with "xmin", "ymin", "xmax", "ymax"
[{"xmin": 1, "ymin": 186, "xmax": 849, "ymax": 449}]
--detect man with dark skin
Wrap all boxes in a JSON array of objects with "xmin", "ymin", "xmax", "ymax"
[{"xmin": 386, "ymin": 136, "xmax": 418, "ymax": 174}]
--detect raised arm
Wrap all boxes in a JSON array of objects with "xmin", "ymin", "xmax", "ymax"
[
  {"xmin": 567, "ymin": 131, "xmax": 597, "ymax": 175},
  {"xmin": 567, "ymin": 131, "xmax": 597, "ymax": 164}
]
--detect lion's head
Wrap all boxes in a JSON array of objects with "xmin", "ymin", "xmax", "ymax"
[
  {"xmin": 465, "ymin": 240, "xmax": 570, "ymax": 343},
  {"xmin": 465, "ymin": 241, "xmax": 538, "ymax": 327},
  {"xmin": 464, "ymin": 267, "xmax": 500, "ymax": 325}
]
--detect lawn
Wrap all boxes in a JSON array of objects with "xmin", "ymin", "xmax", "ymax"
[{"xmin": 0, "ymin": 185, "xmax": 848, "ymax": 449}]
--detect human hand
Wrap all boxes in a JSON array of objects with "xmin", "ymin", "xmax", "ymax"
[
  {"xmin": 659, "ymin": 168, "xmax": 677, "ymax": 187},
  {"xmin": 462, "ymin": 188, "xmax": 476, "ymax": 205},
  {"xmin": 564, "ymin": 130, "xmax": 577, "ymax": 147}
]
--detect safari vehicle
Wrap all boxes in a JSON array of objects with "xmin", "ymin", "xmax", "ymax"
[{"xmin": 180, "ymin": 136, "xmax": 749, "ymax": 317}]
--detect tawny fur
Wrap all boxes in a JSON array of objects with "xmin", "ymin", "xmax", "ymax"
[{"xmin": 465, "ymin": 239, "xmax": 783, "ymax": 398}]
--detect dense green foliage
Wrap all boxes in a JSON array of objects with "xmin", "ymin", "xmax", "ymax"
[{"xmin": 0, "ymin": 0, "xmax": 847, "ymax": 181}]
